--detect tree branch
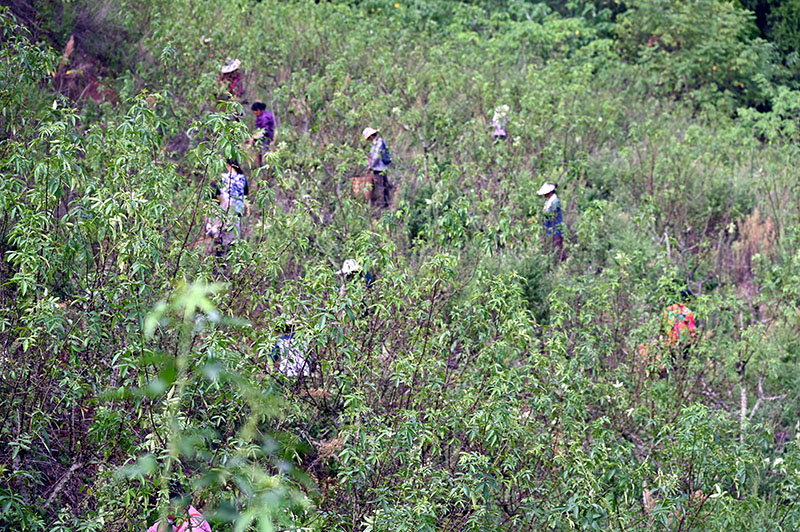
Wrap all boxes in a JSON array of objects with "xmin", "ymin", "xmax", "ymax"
[
  {"xmin": 749, "ymin": 373, "xmax": 786, "ymax": 421},
  {"xmin": 44, "ymin": 460, "xmax": 84, "ymax": 508}
]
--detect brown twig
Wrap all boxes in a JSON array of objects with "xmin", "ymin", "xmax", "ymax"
[
  {"xmin": 44, "ymin": 460, "xmax": 84, "ymax": 508},
  {"xmin": 748, "ymin": 373, "xmax": 786, "ymax": 421}
]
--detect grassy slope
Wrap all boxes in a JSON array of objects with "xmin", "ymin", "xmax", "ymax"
[{"xmin": 2, "ymin": 1, "xmax": 800, "ymax": 530}]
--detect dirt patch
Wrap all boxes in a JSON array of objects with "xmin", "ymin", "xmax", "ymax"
[{"xmin": 53, "ymin": 34, "xmax": 117, "ymax": 104}]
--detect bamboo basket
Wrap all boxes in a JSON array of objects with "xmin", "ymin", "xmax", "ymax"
[{"xmin": 351, "ymin": 174, "xmax": 374, "ymax": 201}]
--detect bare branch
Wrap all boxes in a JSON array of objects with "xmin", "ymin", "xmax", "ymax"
[
  {"xmin": 749, "ymin": 373, "xmax": 787, "ymax": 421},
  {"xmin": 44, "ymin": 460, "xmax": 84, "ymax": 508}
]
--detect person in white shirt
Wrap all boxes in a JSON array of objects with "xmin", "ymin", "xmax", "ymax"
[{"xmin": 491, "ymin": 104, "xmax": 510, "ymax": 140}]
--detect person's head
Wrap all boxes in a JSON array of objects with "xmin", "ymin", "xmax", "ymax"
[
  {"xmin": 536, "ymin": 182, "xmax": 557, "ymax": 198},
  {"xmin": 167, "ymin": 482, "xmax": 188, "ymax": 519},
  {"xmin": 226, "ymin": 158, "xmax": 242, "ymax": 174},
  {"xmin": 251, "ymin": 101, "xmax": 266, "ymax": 116},
  {"xmin": 169, "ymin": 482, "xmax": 184, "ymax": 502},
  {"xmin": 362, "ymin": 127, "xmax": 379, "ymax": 142}
]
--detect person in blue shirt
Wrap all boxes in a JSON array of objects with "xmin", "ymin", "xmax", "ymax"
[
  {"xmin": 209, "ymin": 158, "xmax": 248, "ymax": 256},
  {"xmin": 537, "ymin": 182, "xmax": 565, "ymax": 260},
  {"xmin": 220, "ymin": 159, "xmax": 247, "ymax": 216}
]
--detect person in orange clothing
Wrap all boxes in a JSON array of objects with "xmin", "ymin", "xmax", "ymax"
[
  {"xmin": 636, "ymin": 290, "xmax": 698, "ymax": 377},
  {"xmin": 663, "ymin": 290, "xmax": 697, "ymax": 347}
]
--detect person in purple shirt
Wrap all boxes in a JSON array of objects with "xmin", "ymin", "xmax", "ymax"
[{"xmin": 250, "ymin": 101, "xmax": 275, "ymax": 168}]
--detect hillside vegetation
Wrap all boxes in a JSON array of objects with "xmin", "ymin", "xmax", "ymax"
[{"xmin": 1, "ymin": 0, "xmax": 800, "ymax": 530}]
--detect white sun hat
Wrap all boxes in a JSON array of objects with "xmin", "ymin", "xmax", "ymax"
[
  {"xmin": 337, "ymin": 259, "xmax": 362, "ymax": 275},
  {"xmin": 220, "ymin": 59, "xmax": 241, "ymax": 74},
  {"xmin": 537, "ymin": 182, "xmax": 556, "ymax": 196},
  {"xmin": 362, "ymin": 127, "xmax": 379, "ymax": 140},
  {"xmin": 494, "ymin": 104, "xmax": 510, "ymax": 118}
]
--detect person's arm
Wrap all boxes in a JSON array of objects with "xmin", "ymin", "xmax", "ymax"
[
  {"xmin": 265, "ymin": 113, "xmax": 275, "ymax": 143},
  {"xmin": 185, "ymin": 506, "xmax": 213, "ymax": 532},
  {"xmin": 147, "ymin": 520, "xmax": 174, "ymax": 532}
]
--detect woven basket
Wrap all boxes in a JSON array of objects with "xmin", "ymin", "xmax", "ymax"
[{"xmin": 351, "ymin": 174, "xmax": 374, "ymax": 201}]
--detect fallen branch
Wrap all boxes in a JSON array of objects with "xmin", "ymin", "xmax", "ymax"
[
  {"xmin": 749, "ymin": 373, "xmax": 786, "ymax": 421},
  {"xmin": 44, "ymin": 460, "xmax": 84, "ymax": 508}
]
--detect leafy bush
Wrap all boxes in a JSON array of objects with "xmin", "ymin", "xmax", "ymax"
[{"xmin": 2, "ymin": 0, "xmax": 800, "ymax": 530}]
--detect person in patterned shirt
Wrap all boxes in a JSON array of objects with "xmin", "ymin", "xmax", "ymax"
[
  {"xmin": 663, "ymin": 292, "xmax": 697, "ymax": 347},
  {"xmin": 537, "ymin": 182, "xmax": 565, "ymax": 261},
  {"xmin": 491, "ymin": 104, "xmax": 510, "ymax": 141},
  {"xmin": 212, "ymin": 158, "xmax": 248, "ymax": 255}
]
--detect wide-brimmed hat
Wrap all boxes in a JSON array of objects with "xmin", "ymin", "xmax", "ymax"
[
  {"xmin": 536, "ymin": 182, "xmax": 556, "ymax": 196},
  {"xmin": 221, "ymin": 59, "xmax": 241, "ymax": 74},
  {"xmin": 362, "ymin": 127, "xmax": 379, "ymax": 140},
  {"xmin": 337, "ymin": 259, "xmax": 362, "ymax": 275}
]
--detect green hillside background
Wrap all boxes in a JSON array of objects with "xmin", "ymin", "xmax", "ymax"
[{"xmin": 1, "ymin": 0, "xmax": 800, "ymax": 530}]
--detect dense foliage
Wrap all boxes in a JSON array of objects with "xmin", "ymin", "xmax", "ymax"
[{"xmin": 1, "ymin": 0, "xmax": 799, "ymax": 530}]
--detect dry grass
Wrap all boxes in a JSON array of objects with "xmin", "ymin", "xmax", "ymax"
[
  {"xmin": 730, "ymin": 209, "xmax": 775, "ymax": 299},
  {"xmin": 316, "ymin": 435, "xmax": 345, "ymax": 463}
]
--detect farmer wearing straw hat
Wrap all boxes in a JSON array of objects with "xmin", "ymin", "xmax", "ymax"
[
  {"xmin": 363, "ymin": 127, "xmax": 392, "ymax": 210},
  {"xmin": 337, "ymin": 259, "xmax": 362, "ymax": 277},
  {"xmin": 537, "ymin": 182, "xmax": 565, "ymax": 260},
  {"xmin": 218, "ymin": 59, "xmax": 244, "ymax": 98},
  {"xmin": 337, "ymin": 259, "xmax": 375, "ymax": 297}
]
